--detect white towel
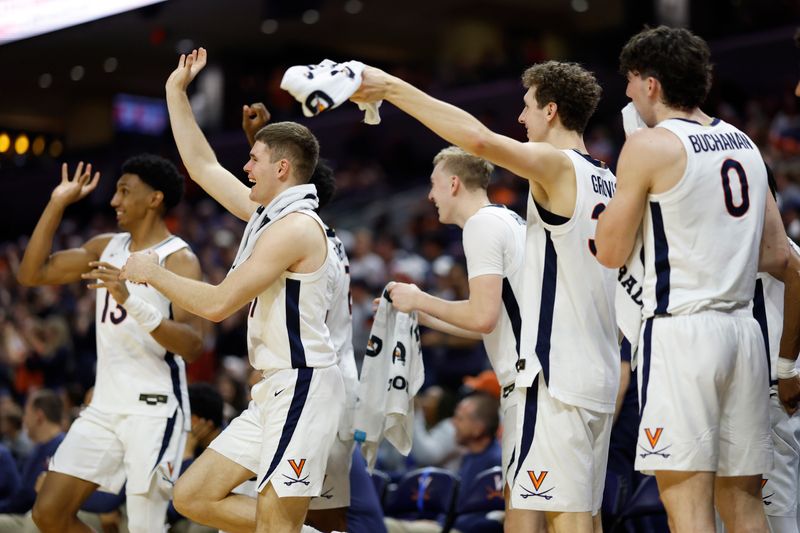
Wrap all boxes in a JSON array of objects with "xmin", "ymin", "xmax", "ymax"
[
  {"xmin": 615, "ymin": 234, "xmax": 645, "ymax": 364},
  {"xmin": 615, "ymin": 102, "xmax": 648, "ymax": 364},
  {"xmin": 280, "ymin": 59, "xmax": 382, "ymax": 124},
  {"xmin": 352, "ymin": 287, "xmax": 424, "ymax": 470},
  {"xmin": 230, "ymin": 184, "xmax": 318, "ymax": 271},
  {"xmin": 621, "ymin": 101, "xmax": 647, "ymax": 137}
]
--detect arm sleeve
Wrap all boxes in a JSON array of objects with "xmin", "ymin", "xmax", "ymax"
[{"xmin": 462, "ymin": 212, "xmax": 509, "ymax": 280}]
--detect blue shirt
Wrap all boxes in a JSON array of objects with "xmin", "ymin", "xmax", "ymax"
[
  {"xmin": 0, "ymin": 433, "xmax": 64, "ymax": 514},
  {"xmin": 348, "ymin": 447, "xmax": 387, "ymax": 533},
  {"xmin": 0, "ymin": 444, "xmax": 20, "ymax": 502},
  {"xmin": 456, "ymin": 439, "xmax": 502, "ymax": 508}
]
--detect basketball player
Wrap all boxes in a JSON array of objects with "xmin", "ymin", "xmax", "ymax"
[
  {"xmin": 385, "ymin": 146, "xmax": 537, "ymax": 529},
  {"xmin": 16, "ymin": 155, "xmax": 204, "ymax": 533},
  {"xmin": 351, "ymin": 61, "xmax": 619, "ymax": 533},
  {"xmin": 122, "ymin": 48, "xmax": 344, "ymax": 533},
  {"xmin": 243, "ymin": 106, "xmax": 358, "ymax": 532},
  {"xmin": 593, "ymin": 26, "xmax": 800, "ymax": 532}
]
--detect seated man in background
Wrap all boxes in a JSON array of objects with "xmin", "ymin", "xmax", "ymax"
[
  {"xmin": 0, "ymin": 390, "xmax": 64, "ymax": 532},
  {"xmin": 385, "ymin": 392, "xmax": 502, "ymax": 533}
]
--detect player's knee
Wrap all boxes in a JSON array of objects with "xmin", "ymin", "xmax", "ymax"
[{"xmin": 172, "ymin": 476, "xmax": 200, "ymax": 519}]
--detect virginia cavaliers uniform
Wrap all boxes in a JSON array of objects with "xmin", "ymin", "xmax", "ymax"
[
  {"xmin": 462, "ymin": 204, "xmax": 526, "ymax": 484},
  {"xmin": 209, "ymin": 203, "xmax": 344, "ymax": 499},
  {"xmin": 309, "ymin": 226, "xmax": 360, "ymax": 510},
  {"xmin": 50, "ymin": 233, "xmax": 191, "ymax": 532},
  {"xmin": 635, "ymin": 118, "xmax": 771, "ymax": 476},
  {"xmin": 753, "ymin": 240, "xmax": 800, "ymax": 527},
  {"xmin": 511, "ymin": 149, "xmax": 619, "ymax": 513}
]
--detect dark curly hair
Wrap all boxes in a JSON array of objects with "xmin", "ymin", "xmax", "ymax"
[
  {"xmin": 619, "ymin": 25, "xmax": 713, "ymax": 111},
  {"xmin": 521, "ymin": 61, "xmax": 601, "ymax": 134},
  {"xmin": 120, "ymin": 154, "xmax": 184, "ymax": 211},
  {"xmin": 310, "ymin": 159, "xmax": 336, "ymax": 210}
]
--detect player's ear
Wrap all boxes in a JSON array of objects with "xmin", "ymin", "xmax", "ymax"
[
  {"xmin": 277, "ymin": 158, "xmax": 291, "ymax": 181},
  {"xmin": 450, "ymin": 175, "xmax": 460, "ymax": 195},
  {"xmin": 149, "ymin": 190, "xmax": 164, "ymax": 210}
]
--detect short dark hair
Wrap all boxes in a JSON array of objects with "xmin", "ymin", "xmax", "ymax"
[
  {"xmin": 310, "ymin": 159, "xmax": 336, "ymax": 210},
  {"xmin": 619, "ymin": 25, "xmax": 713, "ymax": 111},
  {"xmin": 433, "ymin": 146, "xmax": 494, "ymax": 191},
  {"xmin": 30, "ymin": 390, "xmax": 62, "ymax": 425},
  {"xmin": 521, "ymin": 61, "xmax": 601, "ymax": 134},
  {"xmin": 254, "ymin": 122, "xmax": 320, "ymax": 184},
  {"xmin": 121, "ymin": 154, "xmax": 185, "ymax": 211},
  {"xmin": 188, "ymin": 383, "xmax": 224, "ymax": 429},
  {"xmin": 465, "ymin": 392, "xmax": 500, "ymax": 439}
]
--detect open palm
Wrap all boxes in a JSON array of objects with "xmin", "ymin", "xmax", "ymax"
[
  {"xmin": 51, "ymin": 162, "xmax": 100, "ymax": 205},
  {"xmin": 166, "ymin": 47, "xmax": 207, "ymax": 92}
]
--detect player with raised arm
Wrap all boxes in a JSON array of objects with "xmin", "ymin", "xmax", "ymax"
[
  {"xmin": 350, "ymin": 60, "xmax": 618, "ymax": 533},
  {"xmin": 17, "ymin": 155, "xmax": 204, "ymax": 533},
  {"xmin": 123, "ymin": 48, "xmax": 344, "ymax": 533}
]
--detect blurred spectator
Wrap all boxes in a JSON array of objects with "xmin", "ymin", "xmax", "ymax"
[
  {"xmin": 0, "ymin": 389, "xmax": 64, "ymax": 524},
  {"xmin": 385, "ymin": 392, "xmax": 502, "ymax": 533},
  {"xmin": 0, "ymin": 398, "xmax": 32, "ymax": 468}
]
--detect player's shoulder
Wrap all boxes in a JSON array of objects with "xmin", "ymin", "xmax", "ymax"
[
  {"xmin": 621, "ymin": 127, "xmax": 683, "ymax": 170},
  {"xmin": 164, "ymin": 246, "xmax": 201, "ymax": 278},
  {"xmin": 84, "ymin": 232, "xmax": 121, "ymax": 256}
]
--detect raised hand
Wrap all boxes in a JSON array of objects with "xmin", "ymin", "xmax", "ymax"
[
  {"xmin": 166, "ymin": 47, "xmax": 208, "ymax": 93},
  {"xmin": 242, "ymin": 102, "xmax": 271, "ymax": 147},
  {"xmin": 50, "ymin": 162, "xmax": 100, "ymax": 206},
  {"xmin": 82, "ymin": 261, "xmax": 130, "ymax": 304}
]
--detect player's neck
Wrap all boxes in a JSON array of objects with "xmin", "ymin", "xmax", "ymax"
[
  {"xmin": 655, "ymin": 105, "xmax": 712, "ymax": 126},
  {"xmin": 128, "ymin": 216, "xmax": 171, "ymax": 252},
  {"xmin": 456, "ymin": 192, "xmax": 491, "ymax": 228},
  {"xmin": 545, "ymin": 127, "xmax": 587, "ymax": 153}
]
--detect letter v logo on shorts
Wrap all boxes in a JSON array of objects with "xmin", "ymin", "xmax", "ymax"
[
  {"xmin": 519, "ymin": 470, "xmax": 554, "ymax": 500},
  {"xmin": 288, "ymin": 458, "xmax": 306, "ymax": 477},
  {"xmin": 639, "ymin": 427, "xmax": 672, "ymax": 459}
]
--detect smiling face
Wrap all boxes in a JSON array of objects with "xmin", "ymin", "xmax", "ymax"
[
  {"xmin": 517, "ymin": 87, "xmax": 550, "ymax": 142},
  {"xmin": 428, "ymin": 161, "xmax": 456, "ymax": 224},
  {"xmin": 243, "ymin": 141, "xmax": 285, "ymax": 205},
  {"xmin": 110, "ymin": 173, "xmax": 158, "ymax": 229}
]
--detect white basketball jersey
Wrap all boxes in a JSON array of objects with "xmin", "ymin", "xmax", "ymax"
[
  {"xmin": 325, "ymin": 226, "xmax": 359, "ymax": 438},
  {"xmin": 642, "ymin": 118, "xmax": 767, "ymax": 318},
  {"xmin": 517, "ymin": 149, "xmax": 619, "ymax": 413},
  {"xmin": 92, "ymin": 233, "xmax": 191, "ymax": 428},
  {"xmin": 246, "ymin": 210, "xmax": 337, "ymax": 371},
  {"xmin": 462, "ymin": 204, "xmax": 526, "ymax": 389},
  {"xmin": 753, "ymin": 239, "xmax": 800, "ymax": 385}
]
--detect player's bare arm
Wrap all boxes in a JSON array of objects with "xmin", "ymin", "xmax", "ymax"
[
  {"xmin": 595, "ymin": 128, "xmax": 674, "ymax": 268},
  {"xmin": 758, "ymin": 193, "xmax": 790, "ymax": 275},
  {"xmin": 351, "ymin": 67, "xmax": 571, "ymax": 188},
  {"xmin": 769, "ymin": 245, "xmax": 800, "ymax": 413},
  {"xmin": 388, "ymin": 274, "xmax": 502, "ymax": 334},
  {"xmin": 166, "ymin": 48, "xmax": 258, "ymax": 221},
  {"xmin": 81, "ymin": 248, "xmax": 205, "ymax": 360},
  {"xmin": 120, "ymin": 213, "xmax": 323, "ymax": 322},
  {"xmin": 17, "ymin": 162, "xmax": 111, "ymax": 286},
  {"xmin": 415, "ymin": 311, "xmax": 483, "ymax": 341}
]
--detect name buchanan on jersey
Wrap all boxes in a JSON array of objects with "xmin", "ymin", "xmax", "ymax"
[{"xmin": 688, "ymin": 131, "xmax": 754, "ymax": 154}]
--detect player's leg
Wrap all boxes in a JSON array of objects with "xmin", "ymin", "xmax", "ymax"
[
  {"xmin": 715, "ymin": 315, "xmax": 773, "ymax": 533},
  {"xmin": 257, "ymin": 481, "xmax": 310, "ymax": 533},
  {"xmin": 172, "ymin": 448, "xmax": 257, "ymax": 533},
  {"xmin": 654, "ymin": 471, "xmax": 716, "ymax": 532},
  {"xmin": 31, "ymin": 471, "xmax": 99, "ymax": 533},
  {"xmin": 503, "ymin": 484, "xmax": 546, "ymax": 532},
  {"xmin": 34, "ymin": 406, "xmax": 125, "ymax": 533},
  {"xmin": 715, "ymin": 475, "xmax": 768, "ymax": 533}
]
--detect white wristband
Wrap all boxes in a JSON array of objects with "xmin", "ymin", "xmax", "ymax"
[
  {"xmin": 777, "ymin": 357, "xmax": 798, "ymax": 380},
  {"xmin": 124, "ymin": 295, "xmax": 163, "ymax": 333}
]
